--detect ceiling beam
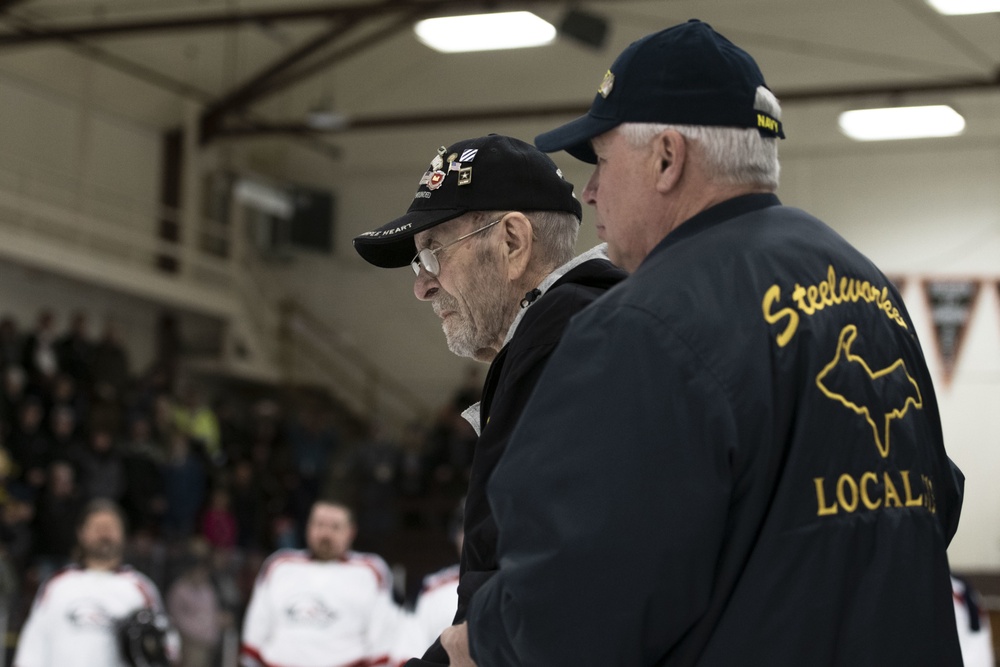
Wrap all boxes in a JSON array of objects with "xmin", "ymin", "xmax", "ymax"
[
  {"xmin": 0, "ymin": 0, "xmax": 569, "ymax": 47},
  {"xmin": 199, "ymin": 3, "xmax": 436, "ymax": 143},
  {"xmin": 246, "ymin": 8, "xmax": 429, "ymax": 113},
  {"xmin": 200, "ymin": 18, "xmax": 366, "ymax": 142},
  {"xmin": 0, "ymin": 0, "xmax": 32, "ymax": 12},
  {"xmin": 213, "ymin": 103, "xmax": 604, "ymax": 138},
  {"xmin": 210, "ymin": 72, "xmax": 1000, "ymax": 139},
  {"xmin": 776, "ymin": 71, "xmax": 1000, "ymax": 103}
]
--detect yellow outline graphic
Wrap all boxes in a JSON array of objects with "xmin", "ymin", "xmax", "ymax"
[{"xmin": 816, "ymin": 325, "xmax": 923, "ymax": 458}]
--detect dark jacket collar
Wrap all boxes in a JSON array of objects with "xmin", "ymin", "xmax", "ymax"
[{"xmin": 645, "ymin": 193, "xmax": 782, "ymax": 265}]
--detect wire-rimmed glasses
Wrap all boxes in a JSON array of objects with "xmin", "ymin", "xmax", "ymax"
[{"xmin": 410, "ymin": 217, "xmax": 503, "ymax": 277}]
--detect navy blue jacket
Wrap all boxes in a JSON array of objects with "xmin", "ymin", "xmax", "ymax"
[{"xmin": 469, "ymin": 194, "xmax": 964, "ymax": 666}]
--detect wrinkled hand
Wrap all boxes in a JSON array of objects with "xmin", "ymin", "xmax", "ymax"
[{"xmin": 441, "ymin": 622, "xmax": 477, "ymax": 667}]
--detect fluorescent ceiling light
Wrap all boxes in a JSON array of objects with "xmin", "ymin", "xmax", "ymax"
[
  {"xmin": 414, "ymin": 12, "xmax": 556, "ymax": 53},
  {"xmin": 838, "ymin": 105, "xmax": 966, "ymax": 141},
  {"xmin": 925, "ymin": 0, "xmax": 1000, "ymax": 14}
]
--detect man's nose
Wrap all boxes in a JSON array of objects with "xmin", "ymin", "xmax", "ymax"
[{"xmin": 414, "ymin": 270, "xmax": 439, "ymax": 301}]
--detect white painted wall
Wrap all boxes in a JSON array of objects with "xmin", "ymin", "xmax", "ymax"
[{"xmin": 0, "ymin": 72, "xmax": 161, "ymax": 234}]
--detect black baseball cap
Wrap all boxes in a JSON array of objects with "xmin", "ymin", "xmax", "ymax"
[
  {"xmin": 535, "ymin": 19, "xmax": 785, "ymax": 164},
  {"xmin": 353, "ymin": 134, "xmax": 582, "ymax": 269}
]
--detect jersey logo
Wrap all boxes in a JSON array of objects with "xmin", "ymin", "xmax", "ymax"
[
  {"xmin": 67, "ymin": 600, "xmax": 114, "ymax": 629},
  {"xmin": 284, "ymin": 596, "xmax": 338, "ymax": 626},
  {"xmin": 816, "ymin": 324, "xmax": 923, "ymax": 458}
]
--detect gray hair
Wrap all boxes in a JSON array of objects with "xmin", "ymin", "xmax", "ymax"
[
  {"xmin": 469, "ymin": 209, "xmax": 579, "ymax": 270},
  {"xmin": 620, "ymin": 86, "xmax": 781, "ymax": 189}
]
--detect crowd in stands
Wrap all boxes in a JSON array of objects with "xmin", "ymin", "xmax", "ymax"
[{"xmin": 0, "ymin": 308, "xmax": 478, "ymax": 664}]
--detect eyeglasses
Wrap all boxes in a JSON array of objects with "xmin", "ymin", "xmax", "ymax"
[{"xmin": 411, "ymin": 217, "xmax": 503, "ymax": 277}]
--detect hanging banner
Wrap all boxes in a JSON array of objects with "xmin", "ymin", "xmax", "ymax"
[{"xmin": 922, "ymin": 279, "xmax": 980, "ymax": 386}]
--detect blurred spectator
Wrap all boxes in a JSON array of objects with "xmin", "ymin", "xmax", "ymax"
[
  {"xmin": 248, "ymin": 434, "xmax": 290, "ymax": 540},
  {"xmin": 215, "ymin": 397, "xmax": 248, "ymax": 463},
  {"xmin": 403, "ymin": 503, "xmax": 465, "ymax": 655},
  {"xmin": 20, "ymin": 309, "xmax": 59, "ymax": 394},
  {"xmin": 285, "ymin": 405, "xmax": 338, "ymax": 535},
  {"xmin": 353, "ymin": 421, "xmax": 400, "ymax": 555},
  {"xmin": 151, "ymin": 392, "xmax": 175, "ymax": 443},
  {"xmin": 270, "ymin": 514, "xmax": 298, "ymax": 551},
  {"xmin": 130, "ymin": 365, "xmax": 172, "ymax": 429},
  {"xmin": 121, "ymin": 425, "xmax": 168, "ymax": 535},
  {"xmin": 8, "ymin": 397, "xmax": 52, "ymax": 494},
  {"xmin": 124, "ymin": 527, "xmax": 169, "ymax": 593},
  {"xmin": 162, "ymin": 432, "xmax": 207, "ymax": 542},
  {"xmin": 90, "ymin": 317, "xmax": 130, "ymax": 405},
  {"xmin": 173, "ymin": 385, "xmax": 222, "ymax": 465},
  {"xmin": 211, "ymin": 545, "xmax": 244, "ymax": 622},
  {"xmin": 153, "ymin": 312, "xmax": 180, "ymax": 393},
  {"xmin": 54, "ymin": 311, "xmax": 93, "ymax": 389},
  {"xmin": 230, "ymin": 459, "xmax": 265, "ymax": 552},
  {"xmin": 0, "ymin": 315, "xmax": 22, "ymax": 371},
  {"xmin": 49, "ymin": 373, "xmax": 90, "ymax": 435},
  {"xmin": 422, "ymin": 403, "xmax": 476, "ymax": 512},
  {"xmin": 201, "ymin": 487, "xmax": 238, "ymax": 552},
  {"xmin": 0, "ymin": 493, "xmax": 34, "ymax": 574},
  {"xmin": 30, "ymin": 460, "xmax": 81, "ymax": 580},
  {"xmin": 1, "ymin": 365, "xmax": 27, "ymax": 439},
  {"xmin": 122, "ymin": 415, "xmax": 166, "ymax": 464},
  {"xmin": 47, "ymin": 405, "xmax": 81, "ymax": 463},
  {"xmin": 70, "ymin": 425, "xmax": 125, "ymax": 504},
  {"xmin": 0, "ymin": 536, "xmax": 19, "ymax": 651},
  {"xmin": 397, "ymin": 421, "xmax": 429, "ymax": 527},
  {"xmin": 167, "ymin": 540, "xmax": 228, "ymax": 667}
]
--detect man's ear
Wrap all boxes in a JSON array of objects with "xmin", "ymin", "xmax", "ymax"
[
  {"xmin": 653, "ymin": 129, "xmax": 686, "ymax": 193},
  {"xmin": 501, "ymin": 213, "xmax": 534, "ymax": 281}
]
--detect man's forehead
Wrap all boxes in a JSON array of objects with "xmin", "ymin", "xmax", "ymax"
[
  {"xmin": 311, "ymin": 504, "xmax": 352, "ymax": 523},
  {"xmin": 591, "ymin": 127, "xmax": 622, "ymax": 153},
  {"xmin": 84, "ymin": 511, "xmax": 122, "ymax": 529}
]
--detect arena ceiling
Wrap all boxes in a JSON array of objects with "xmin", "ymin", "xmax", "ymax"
[{"xmin": 0, "ymin": 0, "xmax": 997, "ymax": 157}]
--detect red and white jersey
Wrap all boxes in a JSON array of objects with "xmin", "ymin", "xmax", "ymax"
[
  {"xmin": 391, "ymin": 564, "xmax": 460, "ymax": 661},
  {"xmin": 953, "ymin": 576, "xmax": 996, "ymax": 667},
  {"xmin": 14, "ymin": 565, "xmax": 169, "ymax": 667},
  {"xmin": 240, "ymin": 549, "xmax": 407, "ymax": 667},
  {"xmin": 412, "ymin": 564, "xmax": 459, "ymax": 647}
]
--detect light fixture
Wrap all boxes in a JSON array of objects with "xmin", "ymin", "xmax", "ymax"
[
  {"xmin": 306, "ymin": 107, "xmax": 348, "ymax": 131},
  {"xmin": 837, "ymin": 105, "xmax": 966, "ymax": 141},
  {"xmin": 414, "ymin": 12, "xmax": 556, "ymax": 53},
  {"xmin": 924, "ymin": 0, "xmax": 1000, "ymax": 14},
  {"xmin": 306, "ymin": 96, "xmax": 348, "ymax": 131}
]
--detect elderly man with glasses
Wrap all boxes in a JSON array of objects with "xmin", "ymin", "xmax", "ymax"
[{"xmin": 353, "ymin": 134, "xmax": 625, "ymax": 666}]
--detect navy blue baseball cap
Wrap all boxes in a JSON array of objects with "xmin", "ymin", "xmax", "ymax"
[
  {"xmin": 353, "ymin": 134, "xmax": 582, "ymax": 268},
  {"xmin": 535, "ymin": 19, "xmax": 785, "ymax": 164}
]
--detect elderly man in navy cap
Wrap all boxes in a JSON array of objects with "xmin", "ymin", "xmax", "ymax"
[
  {"xmin": 441, "ymin": 20, "xmax": 964, "ymax": 667},
  {"xmin": 353, "ymin": 134, "xmax": 625, "ymax": 666}
]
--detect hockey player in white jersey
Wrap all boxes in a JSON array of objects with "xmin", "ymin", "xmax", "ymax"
[
  {"xmin": 240, "ymin": 500, "xmax": 407, "ymax": 667},
  {"xmin": 14, "ymin": 499, "xmax": 177, "ymax": 667}
]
